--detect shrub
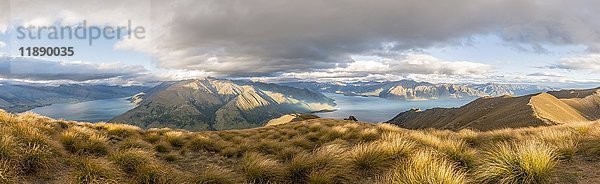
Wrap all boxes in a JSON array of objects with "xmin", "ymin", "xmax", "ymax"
[
  {"xmin": 475, "ymin": 141, "xmax": 558, "ymax": 184},
  {"xmin": 241, "ymin": 152, "xmax": 285, "ymax": 183},
  {"xmin": 191, "ymin": 165, "xmax": 240, "ymax": 184},
  {"xmin": 60, "ymin": 127, "xmax": 109, "ymax": 155},
  {"xmin": 384, "ymin": 150, "xmax": 467, "ymax": 184}
]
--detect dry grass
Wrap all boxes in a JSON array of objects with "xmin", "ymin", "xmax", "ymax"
[
  {"xmin": 383, "ymin": 150, "xmax": 467, "ymax": 184},
  {"xmin": 1, "ymin": 110, "xmax": 598, "ymax": 183},
  {"xmin": 475, "ymin": 141, "xmax": 558, "ymax": 184}
]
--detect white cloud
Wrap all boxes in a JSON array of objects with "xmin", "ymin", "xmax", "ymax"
[
  {"xmin": 337, "ymin": 54, "xmax": 493, "ymax": 75},
  {"xmin": 549, "ymin": 54, "xmax": 600, "ymax": 71},
  {"xmin": 0, "ymin": 41, "xmax": 5, "ymax": 48}
]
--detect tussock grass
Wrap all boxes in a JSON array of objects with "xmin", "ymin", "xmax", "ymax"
[
  {"xmin": 0, "ymin": 159, "xmax": 16, "ymax": 183},
  {"xmin": 95, "ymin": 123, "xmax": 141, "ymax": 139},
  {"xmin": 72, "ymin": 158, "xmax": 119, "ymax": 184},
  {"xmin": 164, "ymin": 131, "xmax": 187, "ymax": 148},
  {"xmin": 475, "ymin": 141, "xmax": 558, "ymax": 184},
  {"xmin": 384, "ymin": 150, "xmax": 467, "ymax": 184},
  {"xmin": 187, "ymin": 135, "xmax": 220, "ymax": 152},
  {"xmin": 154, "ymin": 141, "xmax": 172, "ymax": 153},
  {"xmin": 348, "ymin": 142, "xmax": 394, "ymax": 175},
  {"xmin": 109, "ymin": 149, "xmax": 153, "ymax": 174},
  {"xmin": 191, "ymin": 165, "xmax": 240, "ymax": 184},
  {"xmin": 19, "ymin": 143, "xmax": 56, "ymax": 174},
  {"xmin": 286, "ymin": 144, "xmax": 350, "ymax": 183},
  {"xmin": 408, "ymin": 132, "xmax": 476, "ymax": 168},
  {"xmin": 2, "ymin": 110, "xmax": 599, "ymax": 183},
  {"xmin": 242, "ymin": 152, "xmax": 285, "ymax": 183},
  {"xmin": 60, "ymin": 127, "xmax": 109, "ymax": 155}
]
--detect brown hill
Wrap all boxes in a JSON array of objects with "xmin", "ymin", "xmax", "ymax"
[{"xmin": 388, "ymin": 87, "xmax": 600, "ymax": 131}]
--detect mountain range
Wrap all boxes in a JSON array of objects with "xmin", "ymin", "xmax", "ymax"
[
  {"xmin": 0, "ymin": 84, "xmax": 148, "ymax": 112},
  {"xmin": 110, "ymin": 78, "xmax": 336, "ymax": 131},
  {"xmin": 387, "ymin": 87, "xmax": 600, "ymax": 131},
  {"xmin": 281, "ymin": 80, "xmax": 557, "ymax": 100}
]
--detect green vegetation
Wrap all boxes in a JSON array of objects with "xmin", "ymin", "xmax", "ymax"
[{"xmin": 0, "ymin": 110, "xmax": 599, "ymax": 183}]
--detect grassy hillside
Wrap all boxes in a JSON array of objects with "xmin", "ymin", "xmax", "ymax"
[
  {"xmin": 1, "ymin": 110, "xmax": 599, "ymax": 184},
  {"xmin": 389, "ymin": 88, "xmax": 600, "ymax": 131}
]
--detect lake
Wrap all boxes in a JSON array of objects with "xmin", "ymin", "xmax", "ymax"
[
  {"xmin": 29, "ymin": 93, "xmax": 475, "ymax": 123},
  {"xmin": 30, "ymin": 98, "xmax": 135, "ymax": 122},
  {"xmin": 316, "ymin": 93, "xmax": 474, "ymax": 122}
]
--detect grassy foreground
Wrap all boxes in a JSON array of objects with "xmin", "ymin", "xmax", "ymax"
[{"xmin": 1, "ymin": 111, "xmax": 600, "ymax": 184}]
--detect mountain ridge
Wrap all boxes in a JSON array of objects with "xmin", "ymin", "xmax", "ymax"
[
  {"xmin": 111, "ymin": 78, "xmax": 336, "ymax": 131},
  {"xmin": 387, "ymin": 87, "xmax": 600, "ymax": 131},
  {"xmin": 280, "ymin": 80, "xmax": 556, "ymax": 100}
]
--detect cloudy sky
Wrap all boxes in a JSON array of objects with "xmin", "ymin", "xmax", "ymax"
[{"xmin": 1, "ymin": 0, "xmax": 599, "ymax": 88}]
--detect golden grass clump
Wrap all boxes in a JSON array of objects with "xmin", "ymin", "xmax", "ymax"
[
  {"xmin": 95, "ymin": 123, "xmax": 142, "ymax": 138},
  {"xmin": 154, "ymin": 141, "xmax": 173, "ymax": 153},
  {"xmin": 241, "ymin": 152, "xmax": 285, "ymax": 183},
  {"xmin": 109, "ymin": 149, "xmax": 153, "ymax": 174},
  {"xmin": 0, "ymin": 159, "xmax": 16, "ymax": 183},
  {"xmin": 164, "ymin": 131, "xmax": 187, "ymax": 148},
  {"xmin": 348, "ymin": 142, "xmax": 395, "ymax": 176},
  {"xmin": 187, "ymin": 135, "xmax": 220, "ymax": 152},
  {"xmin": 19, "ymin": 143, "xmax": 56, "ymax": 174},
  {"xmin": 533, "ymin": 129, "xmax": 579, "ymax": 159},
  {"xmin": 475, "ymin": 141, "xmax": 558, "ymax": 184},
  {"xmin": 191, "ymin": 165, "xmax": 240, "ymax": 184},
  {"xmin": 73, "ymin": 158, "xmax": 120, "ymax": 184},
  {"xmin": 0, "ymin": 135, "xmax": 17, "ymax": 160},
  {"xmin": 60, "ymin": 127, "xmax": 109, "ymax": 155},
  {"xmin": 408, "ymin": 132, "xmax": 476, "ymax": 168},
  {"xmin": 358, "ymin": 128, "xmax": 380, "ymax": 142},
  {"xmin": 384, "ymin": 150, "xmax": 467, "ymax": 184},
  {"xmin": 286, "ymin": 144, "xmax": 351, "ymax": 183},
  {"xmin": 119, "ymin": 138, "xmax": 153, "ymax": 150}
]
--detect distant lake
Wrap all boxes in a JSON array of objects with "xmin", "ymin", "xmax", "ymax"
[
  {"xmin": 316, "ymin": 93, "xmax": 474, "ymax": 122},
  {"xmin": 30, "ymin": 98, "xmax": 135, "ymax": 122}
]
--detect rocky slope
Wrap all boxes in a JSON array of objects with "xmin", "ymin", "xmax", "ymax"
[
  {"xmin": 111, "ymin": 78, "xmax": 336, "ymax": 131},
  {"xmin": 0, "ymin": 84, "xmax": 148, "ymax": 112},
  {"xmin": 281, "ymin": 80, "xmax": 555, "ymax": 100},
  {"xmin": 388, "ymin": 87, "xmax": 600, "ymax": 131}
]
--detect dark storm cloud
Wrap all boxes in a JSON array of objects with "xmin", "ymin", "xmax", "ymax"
[
  {"xmin": 128, "ymin": 0, "xmax": 600, "ymax": 76},
  {"xmin": 6, "ymin": 0, "xmax": 600, "ymax": 77}
]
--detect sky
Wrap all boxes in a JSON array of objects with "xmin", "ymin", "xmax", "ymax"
[{"xmin": 0, "ymin": 0, "xmax": 599, "ymax": 88}]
